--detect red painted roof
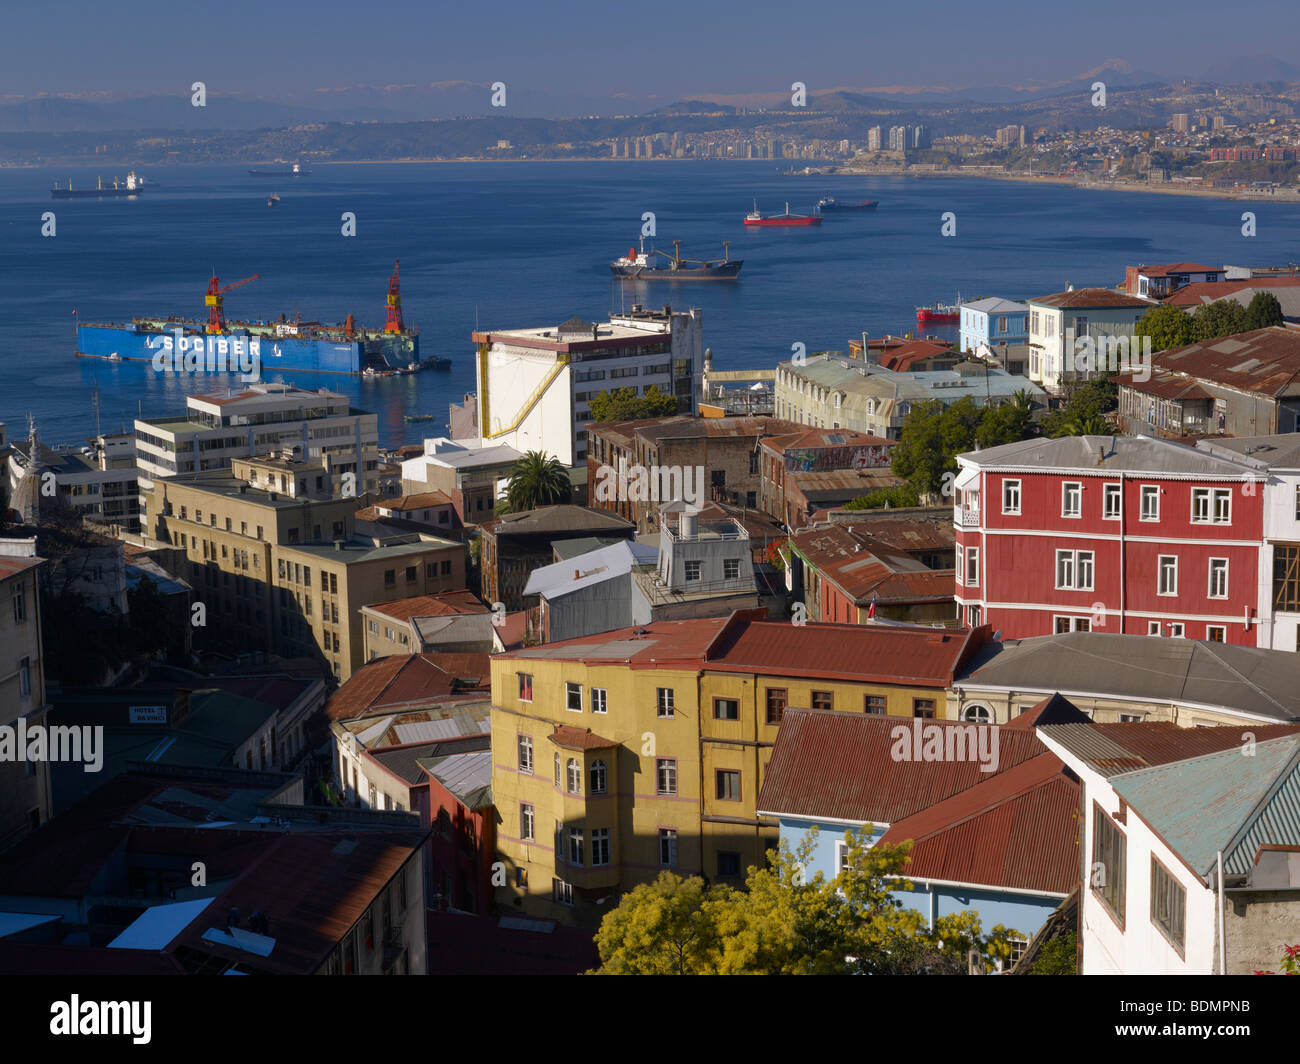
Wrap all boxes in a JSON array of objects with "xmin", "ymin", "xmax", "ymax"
[
  {"xmin": 0, "ymin": 555, "xmax": 42, "ymax": 580},
  {"xmin": 791, "ymin": 524, "xmax": 954, "ymax": 605},
  {"xmin": 378, "ymin": 490, "xmax": 452, "ymax": 510},
  {"xmin": 876, "ymin": 340, "xmax": 956, "ymax": 372},
  {"xmin": 760, "ymin": 428, "xmax": 895, "ymax": 456},
  {"xmin": 1138, "ymin": 262, "xmax": 1219, "ymax": 276},
  {"xmin": 757, "ymin": 707, "xmax": 1050, "ymax": 824},
  {"xmin": 1163, "ymin": 277, "xmax": 1300, "ymax": 306},
  {"xmin": 326, "ymin": 653, "xmax": 491, "ymax": 721},
  {"xmin": 879, "ymin": 752, "xmax": 1080, "ymax": 894}
]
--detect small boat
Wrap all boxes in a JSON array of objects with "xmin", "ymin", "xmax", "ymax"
[
  {"xmin": 743, "ymin": 199, "xmax": 821, "ymax": 227},
  {"xmin": 404, "ymin": 414, "xmax": 437, "ymax": 423},
  {"xmin": 268, "ymin": 193, "xmax": 280, "ymax": 206},
  {"xmin": 818, "ymin": 196, "xmax": 878, "ymax": 211},
  {"xmin": 362, "ymin": 367, "xmax": 379, "ymax": 377},
  {"xmin": 107, "ymin": 352, "xmax": 122, "ymax": 361}
]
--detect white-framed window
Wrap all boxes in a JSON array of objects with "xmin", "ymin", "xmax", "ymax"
[
  {"xmin": 835, "ymin": 840, "xmax": 850, "ymax": 874},
  {"xmin": 1191, "ymin": 487, "xmax": 1211, "ymax": 523},
  {"xmin": 1103, "ymin": 483, "xmax": 1121, "ymax": 520},
  {"xmin": 659, "ymin": 828, "xmax": 678, "ymax": 867},
  {"xmin": 591, "ymin": 828, "xmax": 611, "ymax": 866},
  {"xmin": 592, "ymin": 688, "xmax": 608, "ymax": 714},
  {"xmin": 590, "ymin": 759, "xmax": 607, "ymax": 794},
  {"xmin": 956, "ymin": 545, "xmax": 965, "ymax": 587},
  {"xmin": 567, "ymin": 758, "xmax": 581, "ymax": 794},
  {"xmin": 1002, "ymin": 479, "xmax": 1021, "ymax": 515},
  {"xmin": 1054, "ymin": 615, "xmax": 1091, "ymax": 633},
  {"xmin": 724, "ymin": 558, "xmax": 740, "ymax": 580},
  {"xmin": 1147, "ymin": 621, "xmax": 1162, "ymax": 636},
  {"xmin": 517, "ymin": 735, "xmax": 533, "ymax": 774},
  {"xmin": 1206, "ymin": 625, "xmax": 1227, "ymax": 643},
  {"xmin": 520, "ymin": 802, "xmax": 535, "ymax": 841},
  {"xmin": 1212, "ymin": 488, "xmax": 1232, "ymax": 524},
  {"xmin": 656, "ymin": 758, "xmax": 677, "ymax": 795},
  {"xmin": 962, "ymin": 704, "xmax": 993, "ymax": 723},
  {"xmin": 1168, "ymin": 622, "xmax": 1185, "ymax": 637},
  {"xmin": 1056, "ymin": 549, "xmax": 1094, "ymax": 591},
  {"xmin": 1141, "ymin": 485, "xmax": 1160, "ymax": 522},
  {"xmin": 684, "ymin": 560, "xmax": 701, "ymax": 581},
  {"xmin": 1062, "ymin": 481, "xmax": 1082, "ymax": 518},
  {"xmin": 565, "ymin": 681, "xmax": 582, "ymax": 713},
  {"xmin": 966, "ymin": 546, "xmax": 979, "ymax": 586},
  {"xmin": 1208, "ymin": 558, "xmax": 1228, "ymax": 599},
  {"xmin": 1119, "ymin": 712, "xmax": 1145, "ymax": 723},
  {"xmin": 552, "ymin": 878, "xmax": 573, "ymax": 906},
  {"xmin": 657, "ymin": 687, "xmax": 675, "ymax": 717},
  {"xmin": 554, "ymin": 752, "xmax": 561, "ymax": 787},
  {"xmin": 1158, "ymin": 555, "xmax": 1178, "ymax": 596},
  {"xmin": 568, "ymin": 828, "xmax": 584, "ymax": 866}
]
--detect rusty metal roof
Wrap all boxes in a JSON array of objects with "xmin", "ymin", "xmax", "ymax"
[
  {"xmin": 791, "ymin": 524, "xmax": 953, "ymax": 604},
  {"xmin": 878, "ymin": 753, "xmax": 1080, "ymax": 895},
  {"xmin": 760, "ymin": 428, "xmax": 895, "ymax": 456},
  {"xmin": 1154, "ymin": 326, "xmax": 1300, "ymax": 397},
  {"xmin": 326, "ymin": 653, "xmax": 491, "ymax": 721},
  {"xmin": 757, "ymin": 707, "xmax": 1050, "ymax": 824},
  {"xmin": 1039, "ymin": 720, "xmax": 1300, "ymax": 778},
  {"xmin": 1113, "ymin": 369, "xmax": 1214, "ymax": 401},
  {"xmin": 1163, "ymin": 277, "xmax": 1300, "ymax": 306},
  {"xmin": 548, "ymin": 724, "xmax": 620, "ymax": 751},
  {"xmin": 1030, "ymin": 287, "xmax": 1152, "ymax": 309}
]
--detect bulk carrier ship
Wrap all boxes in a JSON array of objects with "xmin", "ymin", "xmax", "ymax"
[{"xmin": 75, "ymin": 260, "xmax": 430, "ymax": 375}]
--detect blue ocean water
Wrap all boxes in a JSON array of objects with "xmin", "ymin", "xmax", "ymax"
[{"xmin": 2, "ymin": 161, "xmax": 1298, "ymax": 449}]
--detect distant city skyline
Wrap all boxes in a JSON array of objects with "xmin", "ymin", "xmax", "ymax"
[{"xmin": 3, "ymin": 0, "xmax": 1299, "ymax": 104}]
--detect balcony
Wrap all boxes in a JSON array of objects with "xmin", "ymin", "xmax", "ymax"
[{"xmin": 955, "ymin": 507, "xmax": 981, "ymax": 528}]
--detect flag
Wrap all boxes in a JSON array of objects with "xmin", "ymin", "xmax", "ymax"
[{"xmin": 867, "ymin": 593, "xmax": 877, "ymax": 619}]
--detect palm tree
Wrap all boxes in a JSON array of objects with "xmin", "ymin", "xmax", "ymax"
[
  {"xmin": 503, "ymin": 450, "xmax": 571, "ymax": 513},
  {"xmin": 1010, "ymin": 388, "xmax": 1035, "ymax": 417},
  {"xmin": 1063, "ymin": 412, "xmax": 1111, "ymax": 437}
]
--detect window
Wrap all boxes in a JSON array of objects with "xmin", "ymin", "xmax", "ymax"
[
  {"xmin": 1055, "ymin": 615, "xmax": 1090, "ymax": 633},
  {"xmin": 967, "ymin": 604, "xmax": 983, "ymax": 626},
  {"xmin": 554, "ymin": 753, "xmax": 561, "ymax": 787},
  {"xmin": 590, "ymin": 759, "xmax": 607, "ymax": 794},
  {"xmin": 518, "ymin": 673, "xmax": 533, "ymax": 702},
  {"xmin": 913, "ymin": 699, "xmax": 936, "ymax": 719},
  {"xmin": 1002, "ymin": 479, "xmax": 1021, "ymax": 514},
  {"xmin": 724, "ymin": 558, "xmax": 740, "ymax": 580},
  {"xmin": 1140, "ymin": 485, "xmax": 1160, "ymax": 522},
  {"xmin": 567, "ymin": 758, "xmax": 581, "ymax": 794},
  {"xmin": 1148, "ymin": 621, "xmax": 1162, "ymax": 636},
  {"xmin": 956, "ymin": 545, "xmax": 964, "ymax": 587},
  {"xmin": 1103, "ymin": 483, "xmax": 1121, "ymax": 520},
  {"xmin": 1158, "ymin": 555, "xmax": 1178, "ymax": 596},
  {"xmin": 656, "ymin": 688, "xmax": 675, "ymax": 717},
  {"xmin": 591, "ymin": 828, "xmax": 610, "ymax": 866},
  {"xmin": 566, "ymin": 682, "xmax": 582, "ymax": 713},
  {"xmin": 517, "ymin": 735, "xmax": 533, "ymax": 774},
  {"xmin": 1118, "ymin": 713, "xmax": 1144, "ymax": 723},
  {"xmin": 811, "ymin": 690, "xmax": 833, "ymax": 710},
  {"xmin": 656, "ymin": 759, "xmax": 677, "ymax": 795},
  {"xmin": 520, "ymin": 803, "xmax": 535, "ymax": 841},
  {"xmin": 1150, "ymin": 857, "xmax": 1186, "ymax": 952},
  {"xmin": 1092, "ymin": 804, "xmax": 1127, "ymax": 925},
  {"xmin": 962, "ymin": 704, "xmax": 992, "ymax": 723},
  {"xmin": 552, "ymin": 878, "xmax": 573, "ymax": 906},
  {"xmin": 864, "ymin": 695, "xmax": 886, "ymax": 715},
  {"xmin": 568, "ymin": 828, "xmax": 584, "ymax": 866},
  {"xmin": 659, "ymin": 829, "xmax": 678, "ymax": 867},
  {"xmin": 1206, "ymin": 625, "xmax": 1226, "ymax": 643},
  {"xmin": 1295, "ymin": 484, "xmax": 1300, "ymax": 520},
  {"xmin": 1062, "ymin": 482, "xmax": 1081, "ymax": 518},
  {"xmin": 592, "ymin": 688, "xmax": 608, "ymax": 714},
  {"xmin": 405, "ymin": 565, "xmax": 416, "ymax": 582},
  {"xmin": 766, "ymin": 688, "xmax": 787, "ymax": 724},
  {"xmin": 714, "ymin": 697, "xmax": 739, "ymax": 721},
  {"xmin": 19, "ymin": 657, "xmax": 31, "ymax": 699},
  {"xmin": 1208, "ymin": 558, "xmax": 1228, "ymax": 599},
  {"xmin": 684, "ymin": 560, "xmax": 701, "ymax": 582},
  {"xmin": 11, "ymin": 587, "xmax": 26, "ymax": 623},
  {"xmin": 835, "ymin": 840, "xmax": 851, "ymax": 874},
  {"xmin": 965, "ymin": 546, "xmax": 979, "ymax": 586},
  {"xmin": 717, "ymin": 851, "xmax": 741, "ymax": 877},
  {"xmin": 1168, "ymin": 622, "xmax": 1185, "ymax": 637},
  {"xmin": 1191, "ymin": 487, "xmax": 1211, "ymax": 523},
  {"xmin": 383, "ymin": 568, "xmax": 396, "ymax": 587},
  {"xmin": 716, "ymin": 770, "xmax": 741, "ymax": 801},
  {"xmin": 1055, "ymin": 549, "xmax": 1094, "ymax": 591},
  {"xmin": 1274, "ymin": 545, "xmax": 1300, "ymax": 612}
]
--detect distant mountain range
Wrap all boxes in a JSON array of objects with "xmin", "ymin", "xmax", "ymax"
[{"xmin": 2, "ymin": 56, "xmax": 1297, "ymax": 133}]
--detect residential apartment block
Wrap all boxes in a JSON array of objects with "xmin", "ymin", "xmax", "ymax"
[
  {"xmin": 953, "ymin": 435, "xmax": 1266, "ymax": 643},
  {"xmin": 1025, "ymin": 287, "xmax": 1151, "ymax": 392}
]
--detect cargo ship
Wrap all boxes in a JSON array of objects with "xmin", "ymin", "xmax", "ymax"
[
  {"xmin": 74, "ymin": 261, "xmax": 426, "ymax": 375},
  {"xmin": 915, "ymin": 293, "xmax": 963, "ymax": 325},
  {"xmin": 817, "ymin": 196, "xmax": 878, "ymax": 211},
  {"xmin": 248, "ymin": 162, "xmax": 311, "ymax": 176},
  {"xmin": 610, "ymin": 239, "xmax": 742, "ymax": 280},
  {"xmin": 51, "ymin": 172, "xmax": 145, "ymax": 198},
  {"xmin": 743, "ymin": 200, "xmax": 822, "ymax": 227}
]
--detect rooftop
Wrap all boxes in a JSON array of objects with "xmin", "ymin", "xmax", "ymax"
[
  {"xmin": 957, "ymin": 433, "xmax": 1259, "ymax": 479},
  {"xmin": 482, "ymin": 505, "xmax": 636, "ymax": 539},
  {"xmin": 790, "ymin": 524, "xmax": 952, "ymax": 605},
  {"xmin": 327, "ymin": 654, "xmax": 491, "ymax": 721},
  {"xmin": 1028, "ymin": 287, "xmax": 1152, "ymax": 309},
  {"xmin": 523, "ymin": 539, "xmax": 657, "ymax": 599},
  {"xmin": 1152, "ymin": 326, "xmax": 1300, "ymax": 397},
  {"xmin": 962, "ymin": 297, "xmax": 1029, "ymax": 314}
]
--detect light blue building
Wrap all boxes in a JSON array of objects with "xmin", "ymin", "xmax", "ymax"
[
  {"xmin": 960, "ymin": 297, "xmax": 1030, "ymax": 354},
  {"xmin": 758, "ymin": 702, "xmax": 1085, "ymax": 963}
]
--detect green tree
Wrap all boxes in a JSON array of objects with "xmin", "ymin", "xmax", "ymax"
[
  {"xmin": 1030, "ymin": 931, "xmax": 1078, "ymax": 975},
  {"xmin": 844, "ymin": 484, "xmax": 921, "ymax": 511},
  {"xmin": 1133, "ymin": 303, "xmax": 1195, "ymax": 352},
  {"xmin": 1041, "ymin": 377, "xmax": 1118, "ymax": 438},
  {"xmin": 501, "ymin": 450, "xmax": 570, "ymax": 514},
  {"xmin": 589, "ymin": 385, "xmax": 680, "ymax": 422},
  {"xmin": 1192, "ymin": 298, "xmax": 1249, "ymax": 342},
  {"xmin": 890, "ymin": 400, "xmax": 949, "ymax": 497},
  {"xmin": 1244, "ymin": 290, "xmax": 1284, "ymax": 331},
  {"xmin": 975, "ymin": 401, "xmax": 1032, "ymax": 449}
]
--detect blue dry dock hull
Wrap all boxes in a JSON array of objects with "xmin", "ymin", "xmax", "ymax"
[{"xmin": 76, "ymin": 323, "xmax": 419, "ymax": 374}]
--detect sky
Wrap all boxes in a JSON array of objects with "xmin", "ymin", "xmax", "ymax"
[{"xmin": 1, "ymin": 0, "xmax": 1295, "ymax": 101}]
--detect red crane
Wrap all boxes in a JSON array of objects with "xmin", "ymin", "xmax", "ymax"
[
  {"xmin": 205, "ymin": 273, "xmax": 259, "ymax": 333},
  {"xmin": 384, "ymin": 258, "xmax": 404, "ymax": 334}
]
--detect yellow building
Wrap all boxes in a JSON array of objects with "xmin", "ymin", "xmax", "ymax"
[
  {"xmin": 490, "ymin": 610, "xmax": 986, "ymax": 924},
  {"xmin": 142, "ymin": 461, "xmax": 465, "ymax": 681}
]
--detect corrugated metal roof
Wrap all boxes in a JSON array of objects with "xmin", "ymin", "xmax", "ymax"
[
  {"xmin": 1111, "ymin": 735, "xmax": 1300, "ymax": 878},
  {"xmin": 959, "ymin": 434, "xmax": 1257, "ymax": 477},
  {"xmin": 757, "ymin": 707, "xmax": 1047, "ymax": 823},
  {"xmin": 1040, "ymin": 721, "xmax": 1300, "ymax": 777},
  {"xmin": 1154, "ymin": 326, "xmax": 1300, "ymax": 397},
  {"xmin": 418, "ymin": 749, "xmax": 493, "ymax": 806}
]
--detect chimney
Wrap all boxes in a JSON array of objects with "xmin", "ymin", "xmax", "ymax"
[
  {"xmin": 574, "ymin": 569, "xmax": 581, "ymax": 580},
  {"xmin": 1097, "ymin": 445, "xmax": 1105, "ymax": 466},
  {"xmin": 334, "ymin": 539, "xmax": 345, "ymax": 552}
]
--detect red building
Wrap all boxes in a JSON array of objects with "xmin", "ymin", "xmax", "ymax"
[{"xmin": 953, "ymin": 435, "xmax": 1265, "ymax": 643}]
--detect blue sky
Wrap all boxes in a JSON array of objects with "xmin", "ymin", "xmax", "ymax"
[{"xmin": 1, "ymin": 0, "xmax": 1293, "ymax": 99}]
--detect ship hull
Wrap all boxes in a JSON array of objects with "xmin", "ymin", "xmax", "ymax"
[
  {"xmin": 76, "ymin": 322, "xmax": 418, "ymax": 375},
  {"xmin": 916, "ymin": 309, "xmax": 959, "ymax": 324},
  {"xmin": 610, "ymin": 261, "xmax": 742, "ymax": 280},
  {"xmin": 51, "ymin": 188, "xmax": 143, "ymax": 198},
  {"xmin": 743, "ymin": 217, "xmax": 821, "ymax": 227},
  {"xmin": 819, "ymin": 202, "xmax": 878, "ymax": 211}
]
